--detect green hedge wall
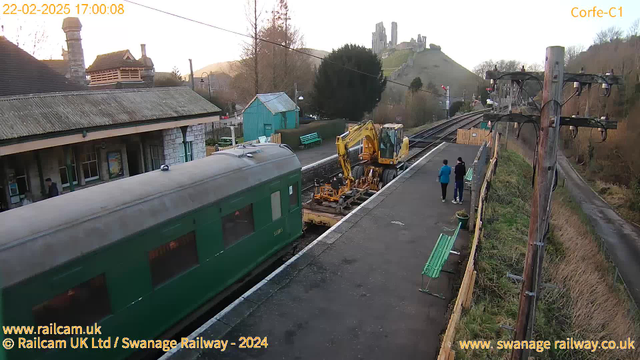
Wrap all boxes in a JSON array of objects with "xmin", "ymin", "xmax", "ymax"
[{"xmin": 277, "ymin": 119, "xmax": 346, "ymax": 148}]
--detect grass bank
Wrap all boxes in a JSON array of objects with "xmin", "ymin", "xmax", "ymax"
[{"xmin": 453, "ymin": 150, "xmax": 638, "ymax": 360}]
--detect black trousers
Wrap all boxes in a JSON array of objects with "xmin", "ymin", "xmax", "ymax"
[{"xmin": 441, "ymin": 182, "xmax": 448, "ymax": 199}]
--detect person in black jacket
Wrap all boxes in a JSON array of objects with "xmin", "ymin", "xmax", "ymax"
[
  {"xmin": 452, "ymin": 157, "xmax": 466, "ymax": 204},
  {"xmin": 45, "ymin": 178, "xmax": 59, "ymax": 198}
]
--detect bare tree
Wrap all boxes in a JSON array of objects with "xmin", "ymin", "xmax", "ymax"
[
  {"xmin": 1, "ymin": 21, "xmax": 50, "ymax": 57},
  {"xmin": 594, "ymin": 26, "xmax": 623, "ymax": 44},
  {"xmin": 526, "ymin": 62, "xmax": 543, "ymax": 72},
  {"xmin": 232, "ymin": 0, "xmax": 313, "ymax": 103},
  {"xmin": 472, "ymin": 60, "xmax": 495, "ymax": 78},
  {"xmin": 564, "ymin": 45, "xmax": 585, "ymax": 66},
  {"xmin": 628, "ymin": 18, "xmax": 640, "ymax": 38}
]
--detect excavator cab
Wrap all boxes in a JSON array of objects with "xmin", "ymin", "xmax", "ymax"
[{"xmin": 379, "ymin": 124, "xmax": 408, "ymax": 165}]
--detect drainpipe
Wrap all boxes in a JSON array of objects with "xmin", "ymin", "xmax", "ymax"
[{"xmin": 180, "ymin": 126, "xmax": 189, "ymax": 162}]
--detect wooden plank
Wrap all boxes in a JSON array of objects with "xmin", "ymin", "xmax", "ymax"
[
  {"xmin": 463, "ymin": 271, "xmax": 477, "ymax": 309},
  {"xmin": 456, "ymin": 129, "xmax": 490, "ymax": 146}
]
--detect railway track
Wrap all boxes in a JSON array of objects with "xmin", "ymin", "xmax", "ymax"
[{"xmin": 405, "ymin": 111, "xmax": 486, "ymax": 164}]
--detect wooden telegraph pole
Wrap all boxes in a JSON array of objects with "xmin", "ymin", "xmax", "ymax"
[{"xmin": 511, "ymin": 46, "xmax": 564, "ymax": 360}]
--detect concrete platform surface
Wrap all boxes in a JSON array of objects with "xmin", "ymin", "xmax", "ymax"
[
  {"xmin": 295, "ymin": 141, "xmax": 339, "ymax": 167},
  {"xmin": 168, "ymin": 143, "xmax": 480, "ymax": 360}
]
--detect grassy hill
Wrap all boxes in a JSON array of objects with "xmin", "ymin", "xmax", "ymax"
[
  {"xmin": 194, "ymin": 60, "xmax": 240, "ymax": 77},
  {"xmin": 194, "ymin": 48, "xmax": 329, "ymax": 77},
  {"xmin": 382, "ymin": 49, "xmax": 414, "ymax": 76},
  {"xmin": 387, "ymin": 48, "xmax": 486, "ymax": 100}
]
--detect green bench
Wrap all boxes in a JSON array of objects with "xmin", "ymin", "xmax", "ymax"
[
  {"xmin": 464, "ymin": 168, "xmax": 473, "ymax": 182},
  {"xmin": 300, "ymin": 132, "xmax": 322, "ymax": 148},
  {"xmin": 419, "ymin": 223, "xmax": 462, "ymax": 299},
  {"xmin": 464, "ymin": 168, "xmax": 473, "ymax": 190}
]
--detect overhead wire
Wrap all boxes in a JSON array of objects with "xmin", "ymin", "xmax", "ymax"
[{"xmin": 123, "ymin": 0, "xmax": 443, "ymax": 96}]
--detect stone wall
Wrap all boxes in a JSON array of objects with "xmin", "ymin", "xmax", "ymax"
[{"xmin": 162, "ymin": 124, "xmax": 206, "ymax": 165}]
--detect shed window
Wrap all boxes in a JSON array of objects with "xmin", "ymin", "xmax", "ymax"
[
  {"xmin": 271, "ymin": 191, "xmax": 282, "ymax": 221},
  {"xmin": 222, "ymin": 204, "xmax": 254, "ymax": 247},
  {"xmin": 32, "ymin": 274, "xmax": 112, "ymax": 327},
  {"xmin": 148, "ymin": 231, "xmax": 199, "ymax": 287},
  {"xmin": 289, "ymin": 183, "xmax": 298, "ymax": 210}
]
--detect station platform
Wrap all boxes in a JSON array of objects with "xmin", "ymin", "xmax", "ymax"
[
  {"xmin": 165, "ymin": 143, "xmax": 481, "ymax": 360},
  {"xmin": 295, "ymin": 141, "xmax": 340, "ymax": 167}
]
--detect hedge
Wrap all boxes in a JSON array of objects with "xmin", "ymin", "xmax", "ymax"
[{"xmin": 277, "ymin": 119, "xmax": 346, "ymax": 148}]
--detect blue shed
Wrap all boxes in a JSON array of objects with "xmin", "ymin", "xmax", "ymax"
[{"xmin": 242, "ymin": 92, "xmax": 298, "ymax": 141}]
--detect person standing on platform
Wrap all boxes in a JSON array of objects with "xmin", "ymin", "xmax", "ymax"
[
  {"xmin": 453, "ymin": 157, "xmax": 466, "ymax": 204},
  {"xmin": 438, "ymin": 159, "xmax": 451, "ymax": 203},
  {"xmin": 45, "ymin": 178, "xmax": 59, "ymax": 198}
]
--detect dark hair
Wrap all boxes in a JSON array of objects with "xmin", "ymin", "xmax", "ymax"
[
  {"xmin": 443, "ymin": 160, "xmax": 448, "ymax": 165},
  {"xmin": 45, "ymin": 178, "xmax": 52, "ymax": 182},
  {"xmin": 458, "ymin": 157, "xmax": 462, "ymax": 162}
]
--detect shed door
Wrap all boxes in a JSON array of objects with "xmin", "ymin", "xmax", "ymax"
[{"xmin": 264, "ymin": 124, "xmax": 273, "ymax": 137}]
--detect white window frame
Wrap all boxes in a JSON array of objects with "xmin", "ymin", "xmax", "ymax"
[
  {"xmin": 81, "ymin": 152, "xmax": 100, "ymax": 181},
  {"xmin": 59, "ymin": 163, "xmax": 78, "ymax": 188}
]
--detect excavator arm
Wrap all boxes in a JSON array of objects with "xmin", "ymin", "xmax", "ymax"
[{"xmin": 335, "ymin": 121, "xmax": 379, "ymax": 184}]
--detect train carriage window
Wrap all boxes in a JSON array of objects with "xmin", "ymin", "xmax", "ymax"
[
  {"xmin": 271, "ymin": 191, "xmax": 282, "ymax": 221},
  {"xmin": 289, "ymin": 183, "xmax": 299, "ymax": 210},
  {"xmin": 32, "ymin": 274, "xmax": 112, "ymax": 327},
  {"xmin": 149, "ymin": 231, "xmax": 199, "ymax": 287},
  {"xmin": 222, "ymin": 204, "xmax": 255, "ymax": 248}
]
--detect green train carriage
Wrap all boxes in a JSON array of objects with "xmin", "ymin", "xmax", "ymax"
[{"xmin": 0, "ymin": 144, "xmax": 302, "ymax": 360}]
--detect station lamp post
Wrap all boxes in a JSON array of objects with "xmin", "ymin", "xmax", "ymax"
[
  {"xmin": 294, "ymin": 82, "xmax": 304, "ymax": 128},
  {"xmin": 200, "ymin": 72, "xmax": 212, "ymax": 102}
]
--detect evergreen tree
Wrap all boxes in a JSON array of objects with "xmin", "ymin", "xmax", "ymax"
[
  {"xmin": 409, "ymin": 77, "xmax": 423, "ymax": 93},
  {"xmin": 312, "ymin": 44, "xmax": 386, "ymax": 121}
]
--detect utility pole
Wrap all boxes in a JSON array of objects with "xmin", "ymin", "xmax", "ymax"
[
  {"xmin": 189, "ymin": 59, "xmax": 195, "ymax": 91},
  {"xmin": 511, "ymin": 46, "xmax": 564, "ymax": 360}
]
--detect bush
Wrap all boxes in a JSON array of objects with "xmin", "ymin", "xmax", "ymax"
[{"xmin": 277, "ymin": 119, "xmax": 346, "ymax": 147}]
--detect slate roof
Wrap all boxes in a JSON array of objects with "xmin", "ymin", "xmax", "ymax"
[
  {"xmin": 86, "ymin": 50, "xmax": 147, "ymax": 72},
  {"xmin": 0, "ymin": 36, "xmax": 84, "ymax": 96},
  {"xmin": 41, "ymin": 60, "xmax": 70, "ymax": 76},
  {"xmin": 0, "ymin": 87, "xmax": 221, "ymax": 141},
  {"xmin": 249, "ymin": 92, "xmax": 297, "ymax": 115}
]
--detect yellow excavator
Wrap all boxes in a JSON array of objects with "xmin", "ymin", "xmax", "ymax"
[{"xmin": 314, "ymin": 120, "xmax": 410, "ymax": 203}]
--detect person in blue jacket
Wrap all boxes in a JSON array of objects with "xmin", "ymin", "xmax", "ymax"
[{"xmin": 438, "ymin": 159, "xmax": 451, "ymax": 203}]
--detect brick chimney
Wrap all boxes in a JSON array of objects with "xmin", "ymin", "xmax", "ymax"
[
  {"xmin": 62, "ymin": 17, "xmax": 87, "ymax": 86},
  {"xmin": 139, "ymin": 44, "xmax": 154, "ymax": 87}
]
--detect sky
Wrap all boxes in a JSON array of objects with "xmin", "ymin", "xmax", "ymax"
[{"xmin": 1, "ymin": 0, "xmax": 639, "ymax": 76}]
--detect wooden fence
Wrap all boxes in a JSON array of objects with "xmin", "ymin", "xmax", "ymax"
[
  {"xmin": 456, "ymin": 128, "xmax": 491, "ymax": 146},
  {"xmin": 437, "ymin": 134, "xmax": 500, "ymax": 360},
  {"xmin": 206, "ymin": 133, "xmax": 281, "ymax": 156}
]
